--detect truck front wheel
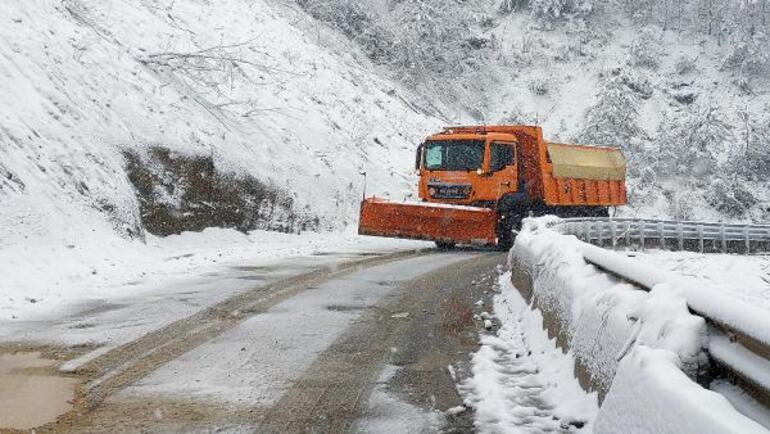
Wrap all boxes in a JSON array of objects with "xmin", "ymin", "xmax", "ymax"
[
  {"xmin": 496, "ymin": 213, "xmax": 515, "ymax": 250},
  {"xmin": 496, "ymin": 196, "xmax": 529, "ymax": 250}
]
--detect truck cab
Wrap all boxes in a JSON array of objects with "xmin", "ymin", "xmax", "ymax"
[{"xmin": 416, "ymin": 130, "xmax": 522, "ymax": 208}]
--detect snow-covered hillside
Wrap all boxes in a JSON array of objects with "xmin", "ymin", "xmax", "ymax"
[
  {"xmin": 3, "ymin": 0, "xmax": 768, "ymax": 252},
  {"xmin": 301, "ymin": 0, "xmax": 770, "ymax": 222},
  {"xmin": 0, "ymin": 0, "xmax": 442, "ymax": 251},
  {"xmin": 484, "ymin": 9, "xmax": 770, "ymax": 222}
]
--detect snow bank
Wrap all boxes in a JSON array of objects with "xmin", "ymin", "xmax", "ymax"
[
  {"xmin": 632, "ymin": 251, "xmax": 770, "ymax": 346},
  {"xmin": 510, "ymin": 217, "xmax": 766, "ymax": 433},
  {"xmin": 459, "ymin": 272, "xmax": 599, "ymax": 433},
  {"xmin": 597, "ymin": 346, "xmax": 767, "ymax": 434}
]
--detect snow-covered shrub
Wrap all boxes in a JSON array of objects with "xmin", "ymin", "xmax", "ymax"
[
  {"xmin": 0, "ymin": 162, "xmax": 25, "ymax": 194},
  {"xmin": 656, "ymin": 104, "xmax": 733, "ymax": 180},
  {"xmin": 581, "ymin": 69, "xmax": 646, "ymax": 155},
  {"xmin": 616, "ymin": 68, "xmax": 653, "ymax": 99},
  {"xmin": 619, "ymin": 0, "xmax": 656, "ymax": 24},
  {"xmin": 499, "ymin": 0, "xmax": 528, "ymax": 14},
  {"xmin": 530, "ymin": 0, "xmax": 594, "ymax": 21},
  {"xmin": 730, "ymin": 107, "xmax": 770, "ymax": 182},
  {"xmin": 627, "ymin": 27, "xmax": 662, "ymax": 69},
  {"xmin": 706, "ymin": 179, "xmax": 757, "ymax": 217},
  {"xmin": 664, "ymin": 189, "xmax": 696, "ymax": 220},
  {"xmin": 499, "ymin": 108, "xmax": 539, "ymax": 125},
  {"xmin": 511, "ymin": 34, "xmax": 539, "ymax": 66},
  {"xmin": 527, "ymin": 76, "xmax": 551, "ymax": 95},
  {"xmin": 668, "ymin": 81, "xmax": 697, "ymax": 105},
  {"xmin": 296, "ymin": 0, "xmax": 394, "ymax": 63},
  {"xmin": 723, "ymin": 38, "xmax": 770, "ymax": 75},
  {"xmin": 674, "ymin": 55, "xmax": 697, "ymax": 75}
]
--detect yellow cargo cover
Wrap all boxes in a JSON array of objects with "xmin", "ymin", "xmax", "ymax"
[{"xmin": 546, "ymin": 143, "xmax": 626, "ymax": 181}]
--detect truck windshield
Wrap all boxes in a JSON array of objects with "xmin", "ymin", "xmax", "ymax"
[{"xmin": 424, "ymin": 140, "xmax": 485, "ymax": 171}]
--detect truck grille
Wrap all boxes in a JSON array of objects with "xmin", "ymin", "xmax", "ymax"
[{"xmin": 428, "ymin": 183, "xmax": 471, "ymax": 199}]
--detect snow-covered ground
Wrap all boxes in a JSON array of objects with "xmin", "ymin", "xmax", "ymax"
[
  {"xmin": 632, "ymin": 251, "xmax": 770, "ymax": 312},
  {"xmin": 0, "ymin": 228, "xmax": 429, "ymax": 322},
  {"xmin": 459, "ymin": 272, "xmax": 599, "ymax": 433}
]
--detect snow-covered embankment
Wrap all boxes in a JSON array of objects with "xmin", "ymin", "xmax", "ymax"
[{"xmin": 509, "ymin": 217, "xmax": 768, "ymax": 433}]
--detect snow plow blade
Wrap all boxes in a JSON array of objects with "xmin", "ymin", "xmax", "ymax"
[{"xmin": 358, "ymin": 198, "xmax": 498, "ymax": 246}]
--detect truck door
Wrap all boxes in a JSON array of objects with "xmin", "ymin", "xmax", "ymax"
[{"xmin": 489, "ymin": 142, "xmax": 517, "ymax": 197}]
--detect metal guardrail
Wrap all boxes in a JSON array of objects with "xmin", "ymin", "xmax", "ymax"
[
  {"xmin": 562, "ymin": 231, "xmax": 770, "ymax": 414},
  {"xmin": 554, "ymin": 217, "xmax": 770, "ymax": 254}
]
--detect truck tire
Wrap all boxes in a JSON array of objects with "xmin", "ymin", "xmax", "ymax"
[
  {"xmin": 593, "ymin": 207, "xmax": 610, "ymax": 218},
  {"xmin": 435, "ymin": 241, "xmax": 456, "ymax": 250},
  {"xmin": 496, "ymin": 213, "xmax": 515, "ymax": 250},
  {"xmin": 496, "ymin": 195, "xmax": 528, "ymax": 251}
]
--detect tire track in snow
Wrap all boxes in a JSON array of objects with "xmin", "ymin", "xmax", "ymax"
[
  {"xmin": 255, "ymin": 252, "xmax": 504, "ymax": 434},
  {"xmin": 38, "ymin": 249, "xmax": 429, "ymax": 433}
]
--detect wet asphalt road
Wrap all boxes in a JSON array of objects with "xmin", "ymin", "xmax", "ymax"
[{"xmin": 3, "ymin": 250, "xmax": 506, "ymax": 434}]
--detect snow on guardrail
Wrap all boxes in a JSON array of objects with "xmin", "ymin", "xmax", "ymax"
[
  {"xmin": 510, "ymin": 217, "xmax": 770, "ymax": 433},
  {"xmin": 575, "ymin": 236, "xmax": 770, "ymax": 416},
  {"xmin": 553, "ymin": 217, "xmax": 770, "ymax": 254}
]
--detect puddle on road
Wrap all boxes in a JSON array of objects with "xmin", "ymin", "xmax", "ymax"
[
  {"xmin": 0, "ymin": 352, "xmax": 79, "ymax": 430},
  {"xmin": 230, "ymin": 265, "xmax": 279, "ymax": 273}
]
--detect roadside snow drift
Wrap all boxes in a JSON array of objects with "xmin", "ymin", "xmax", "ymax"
[
  {"xmin": 459, "ymin": 272, "xmax": 599, "ymax": 433},
  {"xmin": 510, "ymin": 217, "xmax": 768, "ymax": 433}
]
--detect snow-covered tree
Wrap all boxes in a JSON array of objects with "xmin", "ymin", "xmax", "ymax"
[
  {"xmin": 656, "ymin": 103, "xmax": 733, "ymax": 179},
  {"xmin": 530, "ymin": 0, "xmax": 593, "ymax": 21},
  {"xmin": 296, "ymin": 0, "xmax": 395, "ymax": 63},
  {"xmin": 580, "ymin": 69, "xmax": 646, "ymax": 156},
  {"xmin": 499, "ymin": 0, "xmax": 529, "ymax": 14},
  {"xmin": 297, "ymin": 0, "xmax": 493, "ymax": 110},
  {"xmin": 731, "ymin": 106, "xmax": 770, "ymax": 181},
  {"xmin": 627, "ymin": 27, "xmax": 662, "ymax": 68}
]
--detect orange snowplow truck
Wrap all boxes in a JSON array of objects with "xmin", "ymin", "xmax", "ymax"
[{"xmin": 359, "ymin": 125, "xmax": 627, "ymax": 249}]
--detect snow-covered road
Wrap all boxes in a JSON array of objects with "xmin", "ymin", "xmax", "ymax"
[{"xmin": 1, "ymin": 245, "xmax": 520, "ymax": 433}]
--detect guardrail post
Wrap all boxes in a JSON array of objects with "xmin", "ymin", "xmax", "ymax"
[
  {"xmin": 720, "ymin": 225, "xmax": 727, "ymax": 253},
  {"xmin": 658, "ymin": 221, "xmax": 665, "ymax": 250},
  {"xmin": 597, "ymin": 221, "xmax": 604, "ymax": 247},
  {"xmin": 639, "ymin": 220, "xmax": 645, "ymax": 251},
  {"xmin": 677, "ymin": 222, "xmax": 684, "ymax": 251},
  {"xmin": 610, "ymin": 220, "xmax": 617, "ymax": 250},
  {"xmin": 698, "ymin": 225, "xmax": 704, "ymax": 253},
  {"xmin": 744, "ymin": 226, "xmax": 751, "ymax": 254},
  {"xmin": 624, "ymin": 221, "xmax": 631, "ymax": 248},
  {"xmin": 583, "ymin": 221, "xmax": 589, "ymax": 243}
]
